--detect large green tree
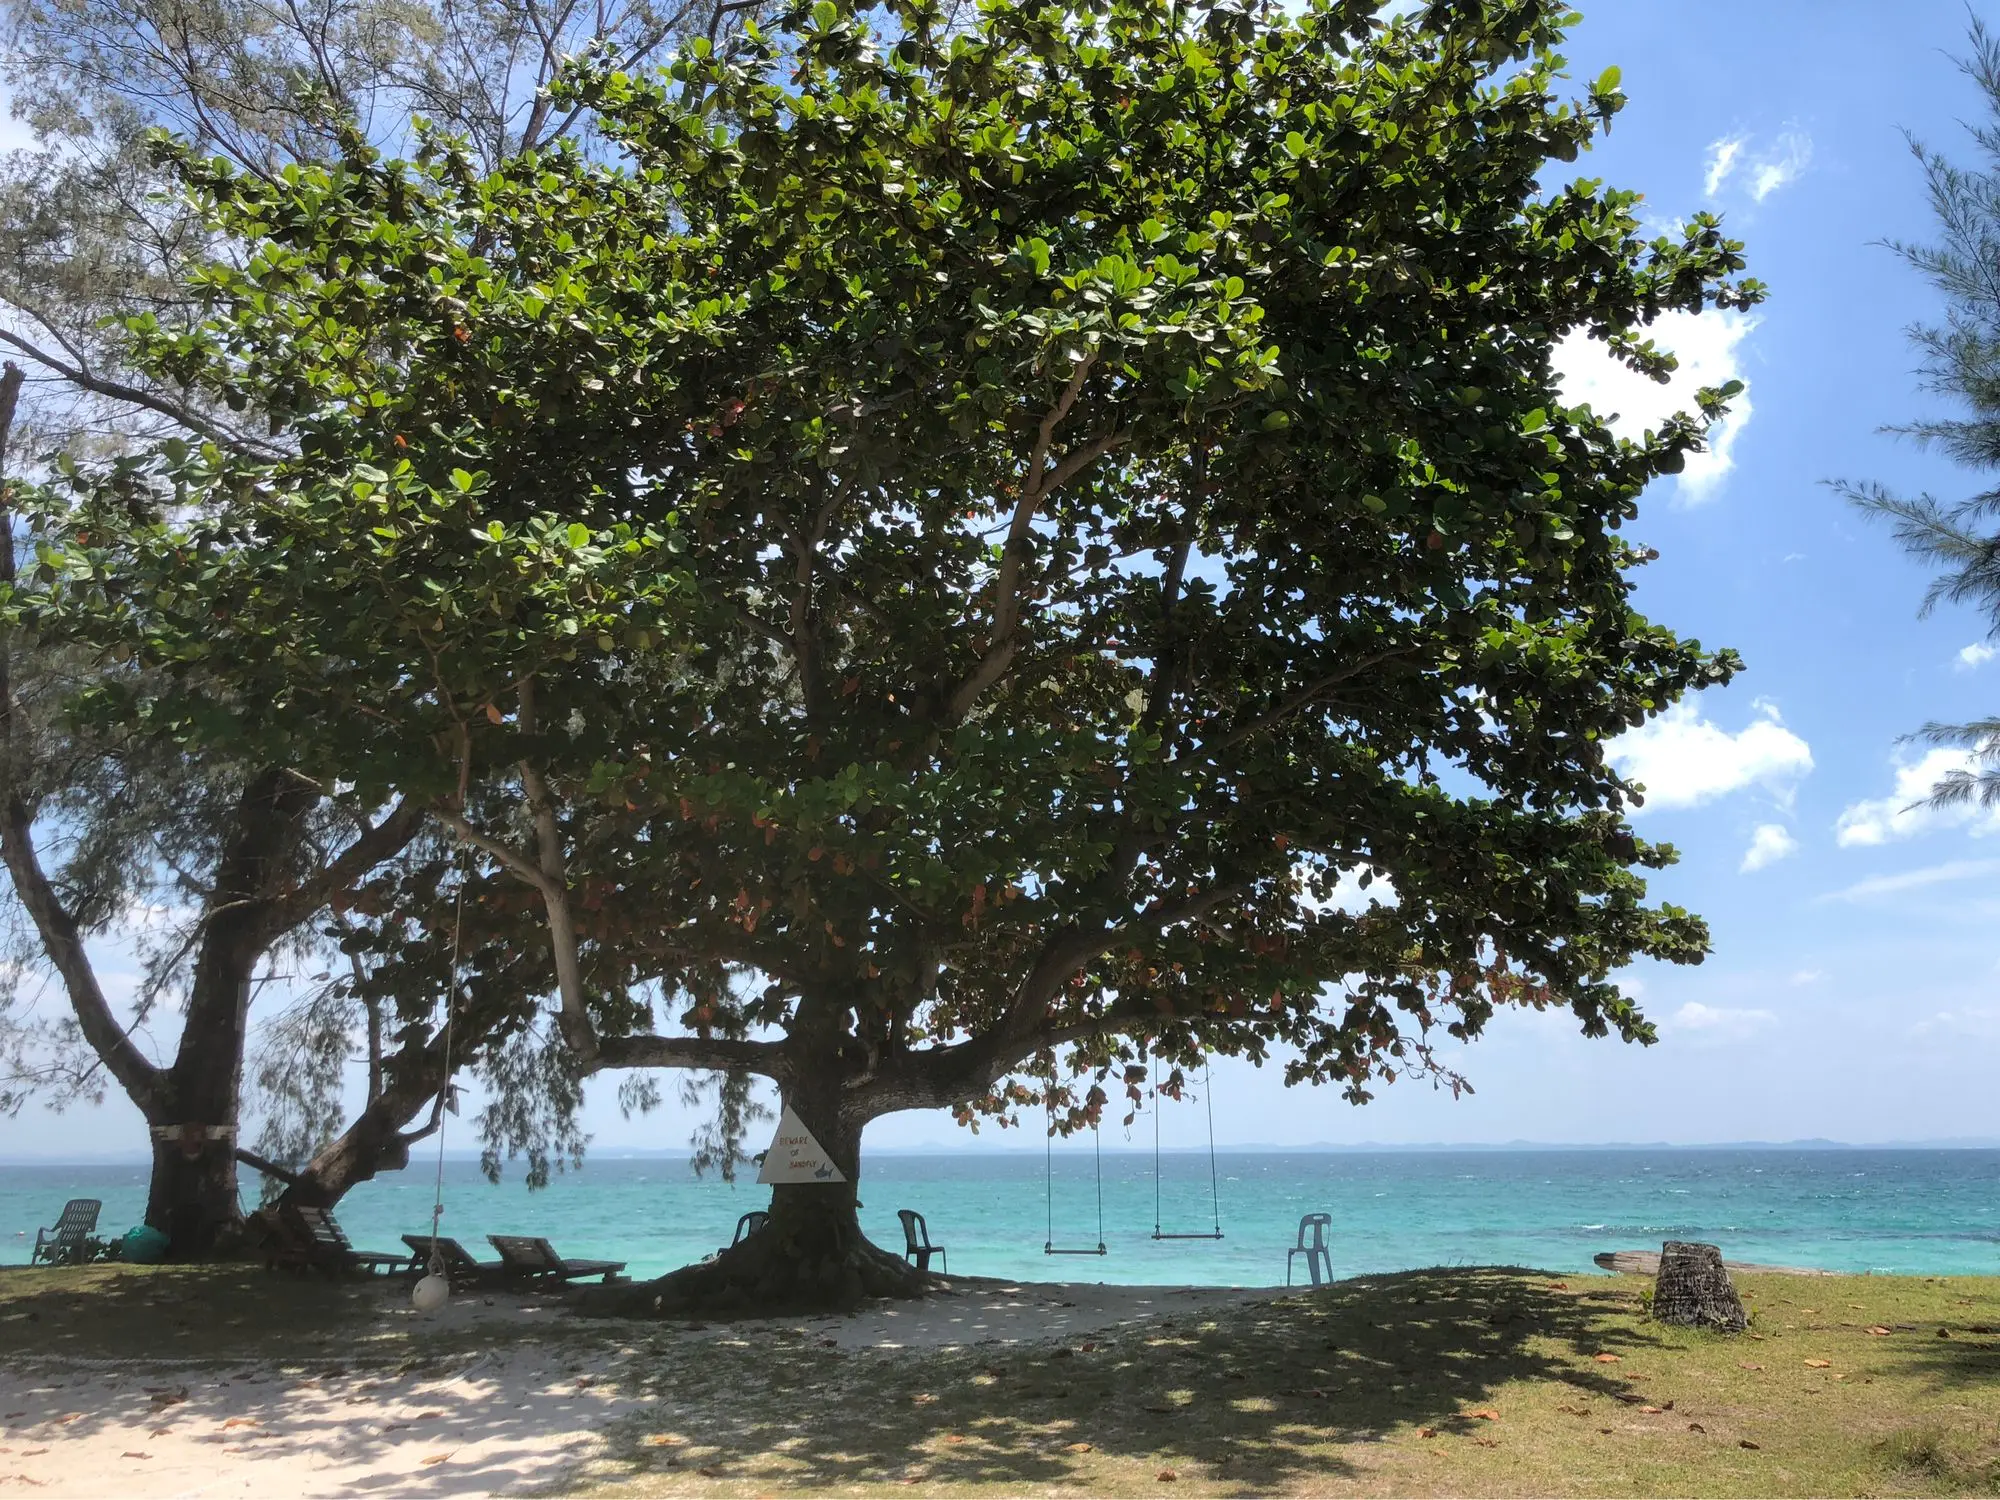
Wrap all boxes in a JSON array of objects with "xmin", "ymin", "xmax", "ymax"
[
  {"xmin": 20, "ymin": 0, "xmax": 1758, "ymax": 1307},
  {"xmin": 1838, "ymin": 18, "xmax": 2000, "ymax": 816}
]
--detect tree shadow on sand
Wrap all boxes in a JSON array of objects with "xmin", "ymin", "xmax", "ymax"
[{"xmin": 585, "ymin": 1267, "xmax": 1668, "ymax": 1493}]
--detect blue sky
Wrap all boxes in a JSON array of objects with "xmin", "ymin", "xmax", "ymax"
[{"xmin": 6, "ymin": 0, "xmax": 2000, "ymax": 1162}]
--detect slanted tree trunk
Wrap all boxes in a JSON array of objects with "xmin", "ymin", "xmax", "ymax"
[
  {"xmin": 271, "ymin": 1038, "xmax": 452, "ymax": 1210},
  {"xmin": 580, "ymin": 1067, "xmax": 921, "ymax": 1318},
  {"xmin": 1651, "ymin": 1240, "xmax": 1747, "ymax": 1332}
]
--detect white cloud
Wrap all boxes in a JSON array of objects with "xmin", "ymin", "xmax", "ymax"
[
  {"xmin": 1553, "ymin": 309, "xmax": 1755, "ymax": 503},
  {"xmin": 1703, "ymin": 135, "xmax": 1746, "ymax": 196},
  {"xmin": 1788, "ymin": 969, "xmax": 1823, "ymax": 986},
  {"xmin": 1740, "ymin": 823, "xmax": 1799, "ymax": 873},
  {"xmin": 1320, "ymin": 865, "xmax": 1398, "ymax": 913},
  {"xmin": 1913, "ymin": 1006, "xmax": 2000, "ymax": 1041},
  {"xmin": 1670, "ymin": 1001, "xmax": 1775, "ymax": 1039},
  {"xmin": 1821, "ymin": 857, "xmax": 2000, "ymax": 903},
  {"xmin": 1747, "ymin": 131, "xmax": 1812, "ymax": 201},
  {"xmin": 1703, "ymin": 128, "xmax": 1812, "ymax": 203},
  {"xmin": 1834, "ymin": 748, "xmax": 2000, "ymax": 846},
  {"xmin": 1957, "ymin": 643, "xmax": 1996, "ymax": 671},
  {"xmin": 1608, "ymin": 698, "xmax": 1813, "ymax": 812}
]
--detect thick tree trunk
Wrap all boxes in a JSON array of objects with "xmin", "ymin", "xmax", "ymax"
[
  {"xmin": 274, "ymin": 1042, "xmax": 450, "ymax": 1210},
  {"xmin": 145, "ymin": 1129, "xmax": 245, "ymax": 1256},
  {"xmin": 138, "ymin": 769, "xmax": 317, "ymax": 1259},
  {"xmin": 578, "ymin": 1075, "xmax": 921, "ymax": 1318}
]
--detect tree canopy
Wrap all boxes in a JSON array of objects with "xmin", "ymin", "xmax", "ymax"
[{"xmin": 13, "ymin": 0, "xmax": 1758, "ymax": 1304}]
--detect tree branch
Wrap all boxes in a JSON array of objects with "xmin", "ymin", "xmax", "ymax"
[
  {"xmin": 0, "ymin": 325, "xmax": 279, "ymax": 460},
  {"xmin": 0, "ymin": 360, "xmax": 161, "ymax": 1110},
  {"xmin": 259, "ymin": 796, "xmax": 425, "ymax": 937},
  {"xmin": 516, "ymin": 676, "xmax": 600, "ymax": 1065},
  {"xmin": 592, "ymin": 1032, "xmax": 783, "ymax": 1075},
  {"xmin": 944, "ymin": 357, "xmax": 1127, "ymax": 722}
]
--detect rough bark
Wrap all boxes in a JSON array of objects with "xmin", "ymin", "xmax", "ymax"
[
  {"xmin": 273, "ymin": 1040, "xmax": 451, "ymax": 1210},
  {"xmin": 134, "ymin": 769, "xmax": 318, "ymax": 1256},
  {"xmin": 1651, "ymin": 1239, "xmax": 1748, "ymax": 1332},
  {"xmin": 577, "ymin": 1073, "xmax": 922, "ymax": 1318}
]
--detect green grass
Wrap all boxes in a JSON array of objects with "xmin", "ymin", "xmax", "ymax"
[
  {"xmin": 5, "ymin": 1262, "xmax": 1999, "ymax": 1495},
  {"xmin": 573, "ymin": 1269, "xmax": 2000, "ymax": 1496}
]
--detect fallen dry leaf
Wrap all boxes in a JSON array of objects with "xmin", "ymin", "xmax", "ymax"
[
  {"xmin": 945, "ymin": 1434, "xmax": 965, "ymax": 1445},
  {"xmin": 54, "ymin": 1415, "xmax": 80, "ymax": 1426},
  {"xmin": 1474, "ymin": 1436, "xmax": 1499, "ymax": 1448},
  {"xmin": 1739, "ymin": 1362, "xmax": 1765, "ymax": 1372},
  {"xmin": 420, "ymin": 1454, "xmax": 450, "ymax": 1467},
  {"xmin": 1156, "ymin": 1469, "xmax": 1179, "ymax": 1482},
  {"xmin": 413, "ymin": 1411, "xmax": 443, "ymax": 1420},
  {"xmin": 1638, "ymin": 1405, "xmax": 1665, "ymax": 1415},
  {"xmin": 1867, "ymin": 1326, "xmax": 1891, "ymax": 1336},
  {"xmin": 1740, "ymin": 1440, "xmax": 1761, "ymax": 1450},
  {"xmin": 221, "ymin": 1418, "xmax": 259, "ymax": 1430},
  {"xmin": 1688, "ymin": 1422, "xmax": 1707, "ymax": 1434},
  {"xmin": 1064, "ymin": 1442, "xmax": 1092, "ymax": 1454},
  {"xmin": 696, "ymin": 1465, "xmax": 725, "ymax": 1478},
  {"xmin": 1598, "ymin": 1427, "xmax": 1613, "ymax": 1435},
  {"xmin": 1467, "ymin": 1409, "xmax": 1499, "ymax": 1421},
  {"xmin": 1547, "ymin": 1280, "xmax": 1569, "ymax": 1289},
  {"xmin": 1557, "ymin": 1405, "xmax": 1590, "ymax": 1418},
  {"xmin": 149, "ymin": 1427, "xmax": 172, "ymax": 1438},
  {"xmin": 121, "ymin": 1452, "xmax": 150, "ymax": 1460},
  {"xmin": 1419, "ymin": 1428, "xmax": 1439, "ymax": 1439},
  {"xmin": 1804, "ymin": 1359, "xmax": 1831, "ymax": 1369},
  {"xmin": 911, "ymin": 1394, "xmax": 938, "ymax": 1405},
  {"xmin": 1593, "ymin": 1353, "xmax": 1622, "ymax": 1363},
  {"xmin": 642, "ymin": 1435, "xmax": 687, "ymax": 1448}
]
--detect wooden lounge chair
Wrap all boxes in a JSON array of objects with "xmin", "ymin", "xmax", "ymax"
[
  {"xmin": 401, "ymin": 1234, "xmax": 505, "ymax": 1289},
  {"xmin": 266, "ymin": 1204, "xmax": 408, "ymax": 1277},
  {"xmin": 486, "ymin": 1234, "xmax": 627, "ymax": 1285},
  {"xmin": 898, "ymin": 1209, "xmax": 947, "ymax": 1273},
  {"xmin": 31, "ymin": 1199, "xmax": 101, "ymax": 1266}
]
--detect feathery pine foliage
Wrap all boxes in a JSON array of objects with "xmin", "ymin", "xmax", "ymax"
[{"xmin": 1837, "ymin": 18, "xmax": 2000, "ymax": 818}]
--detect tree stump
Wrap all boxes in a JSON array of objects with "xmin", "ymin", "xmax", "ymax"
[{"xmin": 1651, "ymin": 1240, "xmax": 1747, "ymax": 1332}]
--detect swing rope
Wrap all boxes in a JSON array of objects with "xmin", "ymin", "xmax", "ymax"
[
  {"xmin": 1151, "ymin": 1057, "xmax": 1224, "ymax": 1241},
  {"xmin": 1044, "ymin": 1090, "xmax": 1106, "ymax": 1256},
  {"xmin": 424, "ymin": 860, "xmax": 469, "ymax": 1280}
]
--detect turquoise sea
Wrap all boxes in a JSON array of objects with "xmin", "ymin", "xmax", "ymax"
[{"xmin": 4, "ymin": 1149, "xmax": 1997, "ymax": 1284}]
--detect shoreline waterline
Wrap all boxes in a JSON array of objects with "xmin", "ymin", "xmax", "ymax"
[{"xmin": 4, "ymin": 1146, "xmax": 1996, "ymax": 1283}]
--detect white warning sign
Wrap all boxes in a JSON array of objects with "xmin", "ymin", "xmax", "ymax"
[{"xmin": 756, "ymin": 1106, "xmax": 848, "ymax": 1185}]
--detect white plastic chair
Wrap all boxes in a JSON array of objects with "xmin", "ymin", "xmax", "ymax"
[{"xmin": 1287, "ymin": 1212, "xmax": 1332, "ymax": 1287}]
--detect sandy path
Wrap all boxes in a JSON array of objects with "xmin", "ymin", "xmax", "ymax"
[{"xmin": 0, "ymin": 1279, "xmax": 1277, "ymax": 1496}]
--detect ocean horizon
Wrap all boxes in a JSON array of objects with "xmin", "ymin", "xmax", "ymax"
[{"xmin": 5, "ymin": 1146, "xmax": 1997, "ymax": 1285}]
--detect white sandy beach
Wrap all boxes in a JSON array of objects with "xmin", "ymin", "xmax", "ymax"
[{"xmin": 0, "ymin": 1278, "xmax": 1281, "ymax": 1497}]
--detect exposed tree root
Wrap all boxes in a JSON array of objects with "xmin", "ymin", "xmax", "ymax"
[{"xmin": 575, "ymin": 1216, "xmax": 924, "ymax": 1319}]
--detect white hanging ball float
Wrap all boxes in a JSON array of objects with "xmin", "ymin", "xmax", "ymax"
[{"xmin": 412, "ymin": 1272, "xmax": 451, "ymax": 1315}]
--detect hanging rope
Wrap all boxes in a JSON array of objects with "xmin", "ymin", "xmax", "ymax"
[
  {"xmin": 1043, "ymin": 1089, "xmax": 1107, "ymax": 1256},
  {"xmin": 424, "ymin": 857, "xmax": 469, "ymax": 1280},
  {"xmin": 1151, "ymin": 1056, "xmax": 1224, "ymax": 1241}
]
